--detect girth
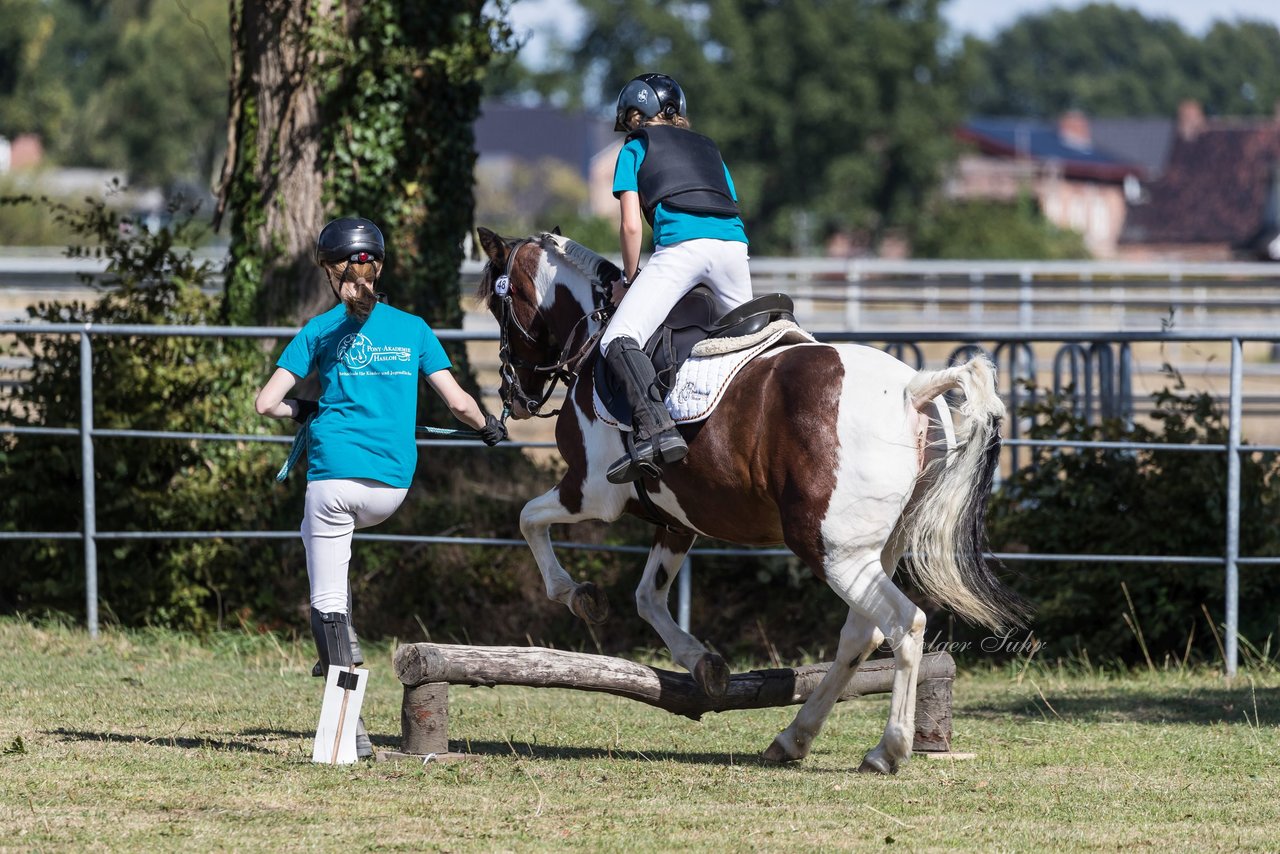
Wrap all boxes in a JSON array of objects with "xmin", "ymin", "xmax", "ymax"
[{"xmin": 594, "ymin": 287, "xmax": 795, "ymax": 427}]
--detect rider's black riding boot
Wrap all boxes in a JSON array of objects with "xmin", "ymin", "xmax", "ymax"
[
  {"xmin": 310, "ymin": 608, "xmax": 373, "ymax": 759},
  {"xmin": 604, "ymin": 337, "xmax": 688, "ymax": 484}
]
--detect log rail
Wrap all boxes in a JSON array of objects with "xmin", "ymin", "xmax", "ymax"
[{"xmin": 389, "ymin": 644, "xmax": 956, "ymax": 759}]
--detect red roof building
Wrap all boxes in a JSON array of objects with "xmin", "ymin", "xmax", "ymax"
[
  {"xmin": 1119, "ymin": 101, "xmax": 1280, "ymax": 261},
  {"xmin": 949, "ymin": 113, "xmax": 1149, "ymax": 258}
]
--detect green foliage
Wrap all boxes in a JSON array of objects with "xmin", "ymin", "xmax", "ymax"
[
  {"xmin": 0, "ymin": 0, "xmax": 229, "ymax": 185},
  {"xmin": 963, "ymin": 4, "xmax": 1280, "ymax": 117},
  {"xmin": 1198, "ymin": 22, "xmax": 1280, "ymax": 116},
  {"xmin": 312, "ymin": 0, "xmax": 515, "ymax": 325},
  {"xmin": 987, "ymin": 378, "xmax": 1280, "ymax": 663},
  {"xmin": 223, "ymin": 1, "xmax": 515, "ymax": 328},
  {"xmin": 0, "ymin": 177, "xmax": 80, "ymax": 245},
  {"xmin": 0, "ymin": 193, "xmax": 300, "ymax": 630},
  {"xmin": 912, "ymin": 196, "xmax": 1090, "ymax": 260},
  {"xmin": 0, "ymin": 0, "xmax": 96, "ymax": 145},
  {"xmin": 560, "ymin": 0, "xmax": 962, "ymax": 253}
]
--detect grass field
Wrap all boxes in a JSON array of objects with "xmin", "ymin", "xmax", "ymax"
[{"xmin": 2, "ymin": 618, "xmax": 1277, "ymax": 851}]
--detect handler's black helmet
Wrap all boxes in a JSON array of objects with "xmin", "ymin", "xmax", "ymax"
[
  {"xmin": 316, "ymin": 217, "xmax": 385, "ymax": 265},
  {"xmin": 614, "ymin": 73, "xmax": 687, "ymax": 132}
]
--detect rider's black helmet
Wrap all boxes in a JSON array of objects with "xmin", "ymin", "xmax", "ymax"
[
  {"xmin": 613, "ymin": 73, "xmax": 687, "ymax": 132},
  {"xmin": 316, "ymin": 217, "xmax": 385, "ymax": 265}
]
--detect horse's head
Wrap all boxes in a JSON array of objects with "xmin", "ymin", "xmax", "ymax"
[{"xmin": 475, "ymin": 227, "xmax": 618, "ymax": 419}]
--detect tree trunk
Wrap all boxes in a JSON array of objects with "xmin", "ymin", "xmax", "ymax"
[
  {"xmin": 218, "ymin": 1, "xmax": 507, "ymax": 330},
  {"xmin": 218, "ymin": 0, "xmax": 333, "ymax": 325}
]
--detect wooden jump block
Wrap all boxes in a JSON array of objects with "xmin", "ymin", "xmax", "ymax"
[{"xmin": 385, "ymin": 644, "xmax": 958, "ymax": 761}]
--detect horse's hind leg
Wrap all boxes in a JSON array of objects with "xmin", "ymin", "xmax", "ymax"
[
  {"xmin": 764, "ymin": 542, "xmax": 925, "ymax": 775},
  {"xmin": 635, "ymin": 528, "xmax": 730, "ymax": 698},
  {"xmin": 851, "ymin": 570, "xmax": 926, "ymax": 774},
  {"xmin": 519, "ymin": 486, "xmax": 611, "ymax": 624},
  {"xmin": 763, "ymin": 604, "xmax": 884, "ymax": 763},
  {"xmin": 852, "ymin": 534, "xmax": 926, "ymax": 775}
]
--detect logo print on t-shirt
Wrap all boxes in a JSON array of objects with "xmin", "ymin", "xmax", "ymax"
[{"xmin": 336, "ymin": 333, "xmax": 374, "ymax": 369}]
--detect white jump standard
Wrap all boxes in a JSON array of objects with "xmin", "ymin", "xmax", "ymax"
[{"xmin": 383, "ymin": 644, "xmax": 961, "ymax": 764}]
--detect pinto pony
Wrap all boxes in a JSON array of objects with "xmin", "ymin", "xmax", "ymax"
[{"xmin": 476, "ymin": 229, "xmax": 1025, "ymax": 774}]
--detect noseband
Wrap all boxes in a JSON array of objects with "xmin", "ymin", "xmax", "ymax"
[{"xmin": 491, "ymin": 238, "xmax": 613, "ymax": 418}]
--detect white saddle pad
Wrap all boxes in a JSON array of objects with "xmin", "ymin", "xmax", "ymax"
[{"xmin": 594, "ymin": 321, "xmax": 816, "ymax": 428}]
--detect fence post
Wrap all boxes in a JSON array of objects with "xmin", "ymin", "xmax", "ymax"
[
  {"xmin": 1018, "ymin": 269, "xmax": 1033, "ymax": 330},
  {"xmin": 677, "ymin": 556, "xmax": 691, "ymax": 634},
  {"xmin": 80, "ymin": 328, "xmax": 99, "ymax": 639},
  {"xmin": 1225, "ymin": 338, "xmax": 1241, "ymax": 676}
]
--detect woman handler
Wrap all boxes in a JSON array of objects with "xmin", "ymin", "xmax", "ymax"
[{"xmin": 255, "ymin": 216, "xmax": 505, "ymax": 758}]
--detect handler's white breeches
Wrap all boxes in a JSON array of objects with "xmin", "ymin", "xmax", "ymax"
[
  {"xmin": 600, "ymin": 238, "xmax": 752, "ymax": 351},
  {"xmin": 302, "ymin": 478, "xmax": 408, "ymax": 614}
]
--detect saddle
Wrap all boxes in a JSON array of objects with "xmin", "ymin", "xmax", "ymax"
[{"xmin": 594, "ymin": 287, "xmax": 795, "ymax": 427}]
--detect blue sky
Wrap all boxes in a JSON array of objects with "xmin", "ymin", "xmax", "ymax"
[
  {"xmin": 505, "ymin": 0, "xmax": 1280, "ymax": 66},
  {"xmin": 947, "ymin": 0, "xmax": 1280, "ymax": 38}
]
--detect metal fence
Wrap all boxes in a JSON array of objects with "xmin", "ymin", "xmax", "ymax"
[
  {"xmin": 3, "ymin": 320, "xmax": 1279, "ymax": 676},
  {"xmin": 8, "ymin": 254, "xmax": 1280, "ymax": 332}
]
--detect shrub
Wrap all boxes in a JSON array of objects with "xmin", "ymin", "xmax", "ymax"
[
  {"xmin": 0, "ymin": 193, "xmax": 301, "ymax": 629},
  {"xmin": 912, "ymin": 195, "xmax": 1090, "ymax": 260},
  {"xmin": 985, "ymin": 377, "xmax": 1280, "ymax": 664}
]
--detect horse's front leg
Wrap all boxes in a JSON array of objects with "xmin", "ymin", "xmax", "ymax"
[
  {"xmin": 634, "ymin": 528, "xmax": 730, "ymax": 698},
  {"xmin": 518, "ymin": 485, "xmax": 611, "ymax": 624}
]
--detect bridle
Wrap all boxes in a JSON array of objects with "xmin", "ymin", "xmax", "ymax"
[{"xmin": 491, "ymin": 237, "xmax": 614, "ymax": 418}]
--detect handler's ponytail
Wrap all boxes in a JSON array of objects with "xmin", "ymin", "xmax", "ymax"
[{"xmin": 331, "ymin": 259, "xmax": 381, "ymax": 321}]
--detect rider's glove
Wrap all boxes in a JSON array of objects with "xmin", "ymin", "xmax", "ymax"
[
  {"xmin": 479, "ymin": 413, "xmax": 507, "ymax": 447},
  {"xmin": 289, "ymin": 398, "xmax": 319, "ymax": 423}
]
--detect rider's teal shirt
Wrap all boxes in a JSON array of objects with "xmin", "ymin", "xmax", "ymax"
[
  {"xmin": 278, "ymin": 301, "xmax": 451, "ymax": 488},
  {"xmin": 613, "ymin": 137, "xmax": 748, "ymax": 248}
]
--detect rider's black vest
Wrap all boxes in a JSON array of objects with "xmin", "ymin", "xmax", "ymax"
[{"xmin": 626, "ymin": 125, "xmax": 741, "ymax": 227}]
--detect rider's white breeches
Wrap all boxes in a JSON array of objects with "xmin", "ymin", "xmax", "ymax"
[
  {"xmin": 302, "ymin": 477, "xmax": 407, "ymax": 613},
  {"xmin": 600, "ymin": 238, "xmax": 752, "ymax": 352}
]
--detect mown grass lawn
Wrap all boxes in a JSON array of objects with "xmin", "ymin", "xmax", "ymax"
[{"xmin": 2, "ymin": 617, "xmax": 1276, "ymax": 851}]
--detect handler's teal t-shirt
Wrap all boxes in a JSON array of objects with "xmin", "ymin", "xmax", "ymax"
[
  {"xmin": 278, "ymin": 302, "xmax": 451, "ymax": 487},
  {"xmin": 613, "ymin": 137, "xmax": 748, "ymax": 248}
]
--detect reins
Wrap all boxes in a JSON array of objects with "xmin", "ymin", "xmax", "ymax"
[{"xmin": 276, "ymin": 405, "xmax": 507, "ymax": 482}]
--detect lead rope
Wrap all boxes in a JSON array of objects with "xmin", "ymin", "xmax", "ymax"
[
  {"xmin": 417, "ymin": 405, "xmax": 511, "ymax": 438},
  {"xmin": 275, "ymin": 406, "xmax": 510, "ymax": 482},
  {"xmin": 275, "ymin": 413, "xmax": 313, "ymax": 482}
]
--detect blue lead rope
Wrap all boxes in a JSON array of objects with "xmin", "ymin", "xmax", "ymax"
[
  {"xmin": 417, "ymin": 426, "xmax": 482, "ymax": 438},
  {"xmin": 417, "ymin": 405, "xmax": 511, "ymax": 439},
  {"xmin": 275, "ymin": 416, "xmax": 312, "ymax": 482},
  {"xmin": 276, "ymin": 406, "xmax": 509, "ymax": 482}
]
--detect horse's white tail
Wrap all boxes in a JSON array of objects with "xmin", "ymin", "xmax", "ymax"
[{"xmin": 902, "ymin": 355, "xmax": 1028, "ymax": 629}]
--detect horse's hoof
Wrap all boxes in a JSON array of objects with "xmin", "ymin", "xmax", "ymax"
[
  {"xmin": 762, "ymin": 736, "xmax": 803, "ymax": 764},
  {"xmin": 693, "ymin": 653, "xmax": 730, "ymax": 699},
  {"xmin": 857, "ymin": 752, "xmax": 898, "ymax": 775},
  {"xmin": 569, "ymin": 583, "xmax": 609, "ymax": 625}
]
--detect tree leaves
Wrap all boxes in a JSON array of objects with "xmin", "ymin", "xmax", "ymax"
[
  {"xmin": 964, "ymin": 6, "xmax": 1280, "ymax": 118},
  {"xmin": 556, "ymin": 0, "xmax": 963, "ymax": 253}
]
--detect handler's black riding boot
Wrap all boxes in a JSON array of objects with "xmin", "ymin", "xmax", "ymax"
[
  {"xmin": 310, "ymin": 608, "xmax": 373, "ymax": 759},
  {"xmin": 312, "ymin": 587, "xmax": 364, "ymax": 677},
  {"xmin": 604, "ymin": 338, "xmax": 688, "ymax": 484}
]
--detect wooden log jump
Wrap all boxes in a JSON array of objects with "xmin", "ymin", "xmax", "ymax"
[{"xmin": 387, "ymin": 644, "xmax": 956, "ymax": 760}]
